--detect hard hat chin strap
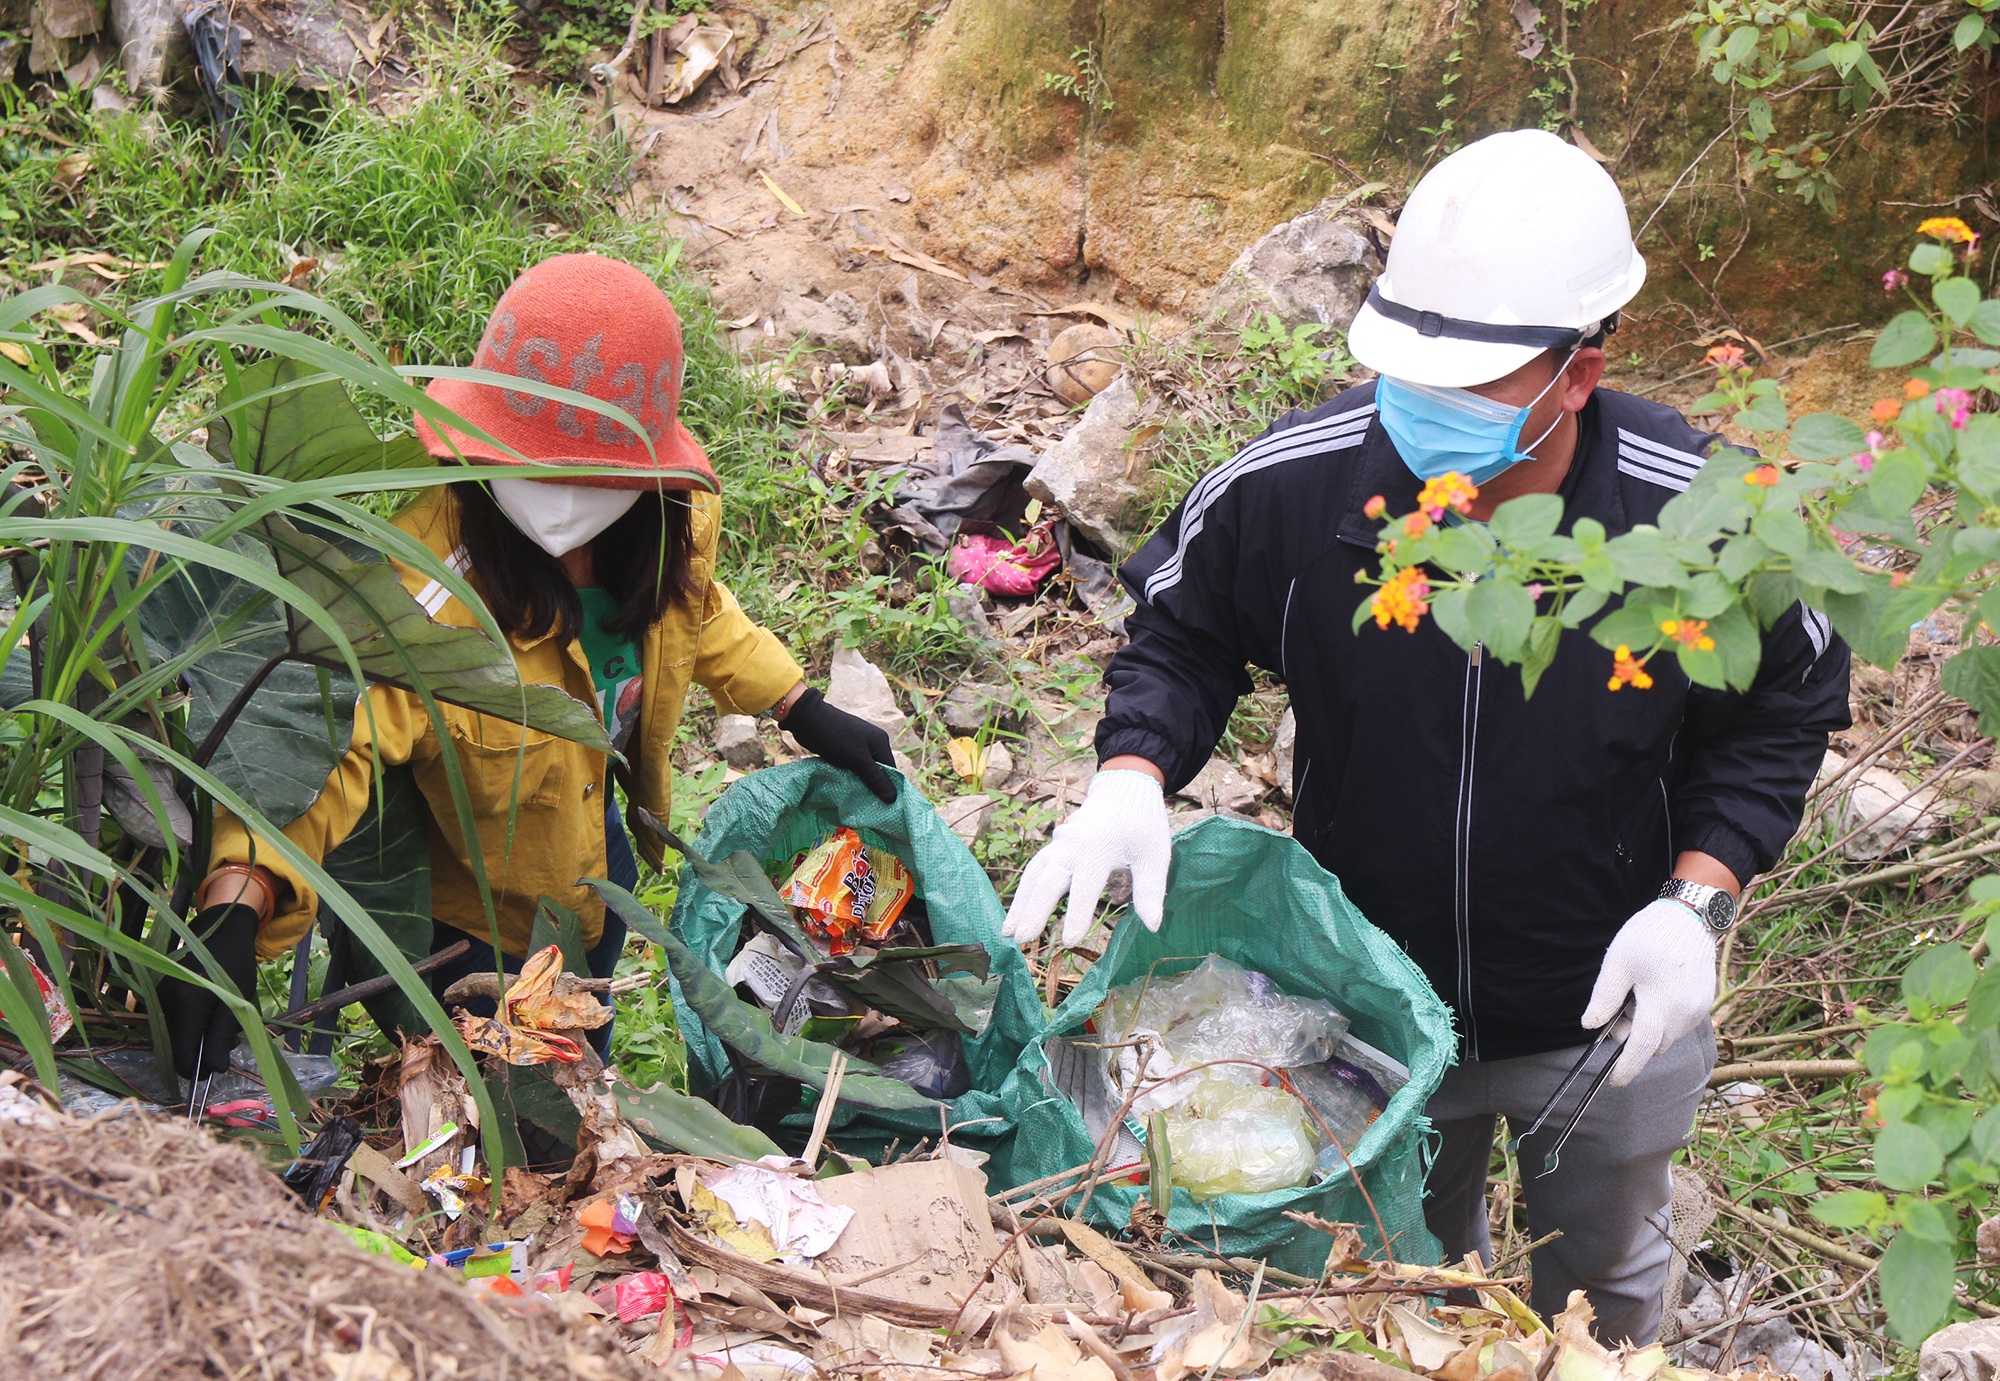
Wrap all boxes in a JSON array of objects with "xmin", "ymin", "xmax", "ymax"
[{"xmin": 1365, "ymin": 284, "xmax": 1594, "ymax": 350}]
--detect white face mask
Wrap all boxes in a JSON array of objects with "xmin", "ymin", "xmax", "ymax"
[{"xmin": 488, "ymin": 478, "xmax": 641, "ymax": 558}]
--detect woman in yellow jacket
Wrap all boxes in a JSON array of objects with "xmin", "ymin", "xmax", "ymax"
[{"xmin": 161, "ymin": 254, "xmax": 897, "ymax": 1075}]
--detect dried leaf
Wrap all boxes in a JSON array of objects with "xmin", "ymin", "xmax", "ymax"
[
  {"xmin": 0, "ymin": 342, "xmax": 28, "ymax": 366},
  {"xmin": 947, "ymin": 736, "xmax": 987, "ymax": 782},
  {"xmin": 758, "ymin": 169, "xmax": 806, "ymax": 216},
  {"xmin": 456, "ymin": 1013, "xmax": 583, "ymax": 1065},
  {"xmin": 51, "ymin": 152, "xmax": 91, "ymax": 191},
  {"xmin": 505, "ymin": 944, "xmax": 611, "ymax": 1031}
]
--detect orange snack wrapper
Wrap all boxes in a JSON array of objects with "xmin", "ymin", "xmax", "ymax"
[{"xmin": 781, "ymin": 828, "xmax": 915, "ymax": 950}]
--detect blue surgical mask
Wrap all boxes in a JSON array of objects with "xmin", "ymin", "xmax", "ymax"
[{"xmin": 1376, "ymin": 358, "xmax": 1572, "ymax": 486}]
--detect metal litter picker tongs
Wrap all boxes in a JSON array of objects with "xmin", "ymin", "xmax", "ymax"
[{"xmin": 1507, "ymin": 993, "xmax": 1636, "ymax": 1177}]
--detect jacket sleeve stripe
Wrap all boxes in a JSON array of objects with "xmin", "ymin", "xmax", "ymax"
[
  {"xmin": 1616, "ymin": 449, "xmax": 1696, "ymax": 492},
  {"xmin": 1799, "ymin": 602, "xmax": 1832, "ymax": 664},
  {"xmin": 1142, "ymin": 407, "xmax": 1375, "ymax": 602},
  {"xmin": 1616, "ymin": 427, "xmax": 1709, "ymax": 471}
]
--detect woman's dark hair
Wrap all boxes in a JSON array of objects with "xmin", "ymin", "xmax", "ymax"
[{"xmin": 449, "ymin": 480, "xmax": 699, "ymax": 644}]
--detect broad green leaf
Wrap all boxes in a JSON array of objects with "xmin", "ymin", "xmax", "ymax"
[
  {"xmin": 259, "ymin": 515, "xmax": 609, "ymax": 750},
  {"xmin": 1557, "ymin": 585, "xmax": 1609, "ymax": 628},
  {"xmin": 616, "ymin": 1080, "xmax": 785, "ymax": 1162},
  {"xmin": 1708, "ymin": 604, "xmax": 1762, "ymax": 688},
  {"xmin": 1431, "ymin": 525, "xmax": 1494, "ymax": 575},
  {"xmin": 1911, "ymin": 243, "xmax": 1950, "ymax": 277},
  {"xmin": 1915, "ymin": 1100, "xmax": 1976, "ymax": 1155},
  {"xmin": 1872, "ymin": 311, "xmax": 1939, "ymax": 369},
  {"xmin": 1676, "ymin": 643, "xmax": 1728, "ymax": 690},
  {"xmin": 1810, "ymin": 1189, "xmax": 1885, "ymax": 1229},
  {"xmin": 591, "ymin": 878, "xmax": 937, "ymax": 1111},
  {"xmin": 1942, "ymin": 646, "xmax": 2000, "ymax": 739},
  {"xmin": 1605, "ymin": 528, "xmax": 1691, "ymax": 587},
  {"xmin": 1969, "ymin": 298, "xmax": 2000, "ymax": 346},
  {"xmin": 1580, "ymin": 551, "xmax": 1620, "ymax": 593},
  {"xmin": 1865, "ymin": 1024, "xmax": 1924, "ymax": 1078},
  {"xmin": 1791, "ymin": 548, "xmax": 1871, "ymax": 594},
  {"xmin": 1957, "ymin": 414, "xmax": 2000, "ymax": 498},
  {"xmin": 1427, "ymin": 586, "xmax": 1474, "ymax": 652},
  {"xmin": 1787, "ymin": 412, "xmax": 1865, "ymax": 461},
  {"xmin": 1489, "ymin": 493, "xmax": 1563, "ymax": 549},
  {"xmin": 1874, "ymin": 1119, "xmax": 1944, "ymax": 1190},
  {"xmin": 1903, "ymin": 943, "xmax": 1978, "ymax": 1011},
  {"xmin": 1955, "ymin": 12, "xmax": 1988, "ymax": 49},
  {"xmin": 1466, "ymin": 576, "xmax": 1535, "ymax": 661},
  {"xmin": 530, "ymin": 897, "xmax": 590, "ymax": 977},
  {"xmin": 318, "ymin": 764, "xmax": 434, "ymax": 1040},
  {"xmin": 1878, "ymin": 1230, "xmax": 1955, "ymax": 1342},
  {"xmin": 1718, "ymin": 533, "xmax": 1771, "ymax": 581},
  {"xmin": 1518, "ymin": 615, "xmax": 1562, "ymax": 699},
  {"xmin": 1969, "ymin": 969, "xmax": 2000, "ymax": 1033},
  {"xmin": 1752, "ymin": 506, "xmax": 1812, "ymax": 557},
  {"xmin": 627, "ymin": 805, "xmax": 817, "ymax": 958},
  {"xmin": 1936, "ymin": 277, "xmax": 1982, "ymax": 329},
  {"xmin": 1589, "ymin": 600, "xmax": 1669, "ymax": 653},
  {"xmin": 1861, "ymin": 449, "xmax": 1930, "ymax": 515},
  {"xmin": 1972, "ymin": 1108, "xmax": 2000, "ymax": 1163},
  {"xmin": 208, "ymin": 357, "xmax": 432, "ymax": 482},
  {"xmin": 1821, "ymin": 580, "xmax": 1936, "ymax": 669},
  {"xmin": 1897, "ymin": 1197, "xmax": 1955, "ymax": 1243},
  {"xmin": 1572, "ymin": 517, "xmax": 1607, "ymax": 552},
  {"xmin": 1737, "ymin": 393, "xmax": 1789, "ymax": 433}
]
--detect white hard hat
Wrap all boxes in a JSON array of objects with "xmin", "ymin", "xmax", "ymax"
[{"xmin": 1348, "ymin": 129, "xmax": 1647, "ymax": 388}]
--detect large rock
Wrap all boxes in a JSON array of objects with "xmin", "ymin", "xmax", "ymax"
[
  {"xmin": 941, "ymin": 681, "xmax": 1018, "ymax": 737},
  {"xmin": 1201, "ymin": 198, "xmax": 1379, "ymax": 333},
  {"xmin": 1920, "ymin": 1321, "xmax": 2000, "ymax": 1381},
  {"xmin": 941, "ymin": 793, "xmax": 995, "ymax": 845},
  {"xmin": 1174, "ymin": 757, "xmax": 1265, "ymax": 815},
  {"xmin": 713, "ymin": 713, "xmax": 766, "ymax": 770},
  {"xmin": 1815, "ymin": 750, "xmax": 1947, "ymax": 861},
  {"xmin": 28, "ymin": 0, "xmax": 102, "ymax": 75},
  {"xmin": 826, "ymin": 645, "xmax": 914, "ymax": 750},
  {"xmin": 773, "ymin": 290, "xmax": 875, "ymax": 364},
  {"xmin": 1024, "ymin": 374, "xmax": 1147, "ymax": 554},
  {"xmin": 109, "ymin": 0, "xmax": 182, "ymax": 90}
]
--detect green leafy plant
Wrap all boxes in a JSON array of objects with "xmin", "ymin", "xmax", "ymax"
[
  {"xmin": 1360, "ymin": 216, "xmax": 2000, "ymax": 728},
  {"xmin": 1041, "ymin": 44, "xmax": 1115, "ymax": 113},
  {"xmin": 0, "ymin": 235, "xmax": 657, "ymax": 1177},
  {"xmin": 1809, "ymin": 880, "xmax": 2000, "ymax": 1339}
]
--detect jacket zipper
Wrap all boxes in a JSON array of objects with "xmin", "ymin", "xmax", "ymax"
[{"xmin": 1456, "ymin": 642, "xmax": 1484, "ymax": 1061}]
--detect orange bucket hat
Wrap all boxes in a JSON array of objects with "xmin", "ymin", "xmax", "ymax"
[{"xmin": 415, "ymin": 253, "xmax": 718, "ymax": 492}]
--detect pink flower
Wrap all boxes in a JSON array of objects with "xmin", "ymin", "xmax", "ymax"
[
  {"xmin": 1527, "ymin": 583, "xmax": 1545, "ymax": 601},
  {"xmin": 1882, "ymin": 269, "xmax": 1909, "ymax": 292},
  {"xmin": 1934, "ymin": 387, "xmax": 1974, "ymax": 430},
  {"xmin": 1865, "ymin": 430, "xmax": 1885, "ymax": 450},
  {"xmin": 1852, "ymin": 452, "xmax": 1875, "ymax": 473}
]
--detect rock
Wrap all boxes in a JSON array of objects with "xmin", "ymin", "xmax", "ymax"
[
  {"xmin": 108, "ymin": 0, "xmax": 181, "ymax": 90},
  {"xmin": 980, "ymin": 741, "xmax": 1015, "ymax": 791},
  {"xmin": 942, "ymin": 793, "xmax": 994, "ymax": 845},
  {"xmin": 1045, "ymin": 322, "xmax": 1123, "ymax": 405},
  {"xmin": 1174, "ymin": 758, "xmax": 1265, "ymax": 814},
  {"xmin": 208, "ymin": 0, "xmax": 362, "ymax": 90},
  {"xmin": 1024, "ymin": 374, "xmax": 1148, "ymax": 554},
  {"xmin": 773, "ymin": 289, "xmax": 874, "ymax": 364},
  {"xmin": 1920, "ymin": 1321, "xmax": 2000, "ymax": 1381},
  {"xmin": 1202, "ymin": 199, "xmax": 1378, "ymax": 333},
  {"xmin": 941, "ymin": 682, "xmax": 1016, "ymax": 738},
  {"xmin": 826, "ymin": 645, "xmax": 913, "ymax": 750},
  {"xmin": 1979, "ymin": 1213, "xmax": 2000, "ymax": 1266},
  {"xmin": 1815, "ymin": 750, "xmax": 1947, "ymax": 861},
  {"xmin": 1273, "ymin": 707, "xmax": 1296, "ymax": 802},
  {"xmin": 28, "ymin": 0, "xmax": 101, "ymax": 74},
  {"xmin": 713, "ymin": 713, "xmax": 766, "ymax": 771},
  {"xmin": 946, "ymin": 590, "xmax": 993, "ymax": 638}
]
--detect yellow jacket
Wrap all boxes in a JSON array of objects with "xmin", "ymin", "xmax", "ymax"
[{"xmin": 211, "ymin": 488, "xmax": 803, "ymax": 961}]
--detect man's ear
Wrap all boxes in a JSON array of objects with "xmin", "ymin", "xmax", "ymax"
[{"xmin": 1563, "ymin": 348, "xmax": 1608, "ymax": 412}]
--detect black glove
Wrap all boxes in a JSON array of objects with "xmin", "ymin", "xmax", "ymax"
[
  {"xmin": 781, "ymin": 687, "xmax": 898, "ymax": 803},
  {"xmin": 159, "ymin": 902, "xmax": 261, "ymax": 1078}
]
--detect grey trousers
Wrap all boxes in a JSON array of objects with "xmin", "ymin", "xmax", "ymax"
[{"xmin": 1422, "ymin": 1023, "xmax": 1716, "ymax": 1346}]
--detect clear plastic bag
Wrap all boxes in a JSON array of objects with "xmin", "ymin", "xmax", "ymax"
[
  {"xmin": 1099, "ymin": 956, "xmax": 1349, "ymax": 1097},
  {"xmin": 1162, "ymin": 1079, "xmax": 1318, "ymax": 1200}
]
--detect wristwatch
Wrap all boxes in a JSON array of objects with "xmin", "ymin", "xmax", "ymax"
[{"xmin": 1659, "ymin": 877, "xmax": 1737, "ymax": 934}]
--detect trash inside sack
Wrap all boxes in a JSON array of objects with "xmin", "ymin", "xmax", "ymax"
[{"xmin": 1088, "ymin": 957, "xmax": 1408, "ymax": 1199}]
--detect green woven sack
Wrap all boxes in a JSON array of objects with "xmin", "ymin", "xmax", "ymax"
[
  {"xmin": 988, "ymin": 816, "xmax": 1455, "ymax": 1278},
  {"xmin": 665, "ymin": 760, "xmax": 1044, "ymax": 1158}
]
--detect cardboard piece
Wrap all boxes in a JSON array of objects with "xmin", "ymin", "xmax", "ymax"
[{"xmin": 810, "ymin": 1159, "xmax": 1000, "ymax": 1311}]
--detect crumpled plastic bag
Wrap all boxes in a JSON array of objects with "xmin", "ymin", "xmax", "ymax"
[
  {"xmin": 1162, "ymin": 1079, "xmax": 1317, "ymax": 1200},
  {"xmin": 1101, "ymin": 956, "xmax": 1349, "ymax": 1115}
]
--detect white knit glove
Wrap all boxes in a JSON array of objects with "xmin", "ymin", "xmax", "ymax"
[
  {"xmin": 1002, "ymin": 770, "xmax": 1171, "ymax": 947},
  {"xmin": 1581, "ymin": 897, "xmax": 1719, "ymax": 1088}
]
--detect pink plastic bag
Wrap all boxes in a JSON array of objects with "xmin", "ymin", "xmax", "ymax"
[{"xmin": 948, "ymin": 521, "xmax": 1059, "ymax": 596}]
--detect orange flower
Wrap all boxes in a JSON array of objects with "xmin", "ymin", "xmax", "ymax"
[
  {"xmin": 1871, "ymin": 398, "xmax": 1901, "ymax": 423},
  {"xmin": 1370, "ymin": 567, "xmax": 1432, "ymax": 634},
  {"xmin": 1890, "ymin": 571, "xmax": 1909, "ymax": 588},
  {"xmin": 1905, "ymin": 377, "xmax": 1931, "ymax": 401},
  {"xmin": 1702, "ymin": 343, "xmax": 1747, "ymax": 370},
  {"xmin": 1415, "ymin": 471, "xmax": 1479, "ymax": 520},
  {"xmin": 1916, "ymin": 216, "xmax": 1978, "ymax": 244},
  {"xmin": 1661, "ymin": 617, "xmax": 1716, "ymax": 652},
  {"xmin": 1608, "ymin": 645, "xmax": 1654, "ymax": 691},
  {"xmin": 1363, "ymin": 494, "xmax": 1387, "ymax": 519},
  {"xmin": 1403, "ymin": 511, "xmax": 1433, "ymax": 537},
  {"xmin": 1744, "ymin": 464, "xmax": 1780, "ymax": 488}
]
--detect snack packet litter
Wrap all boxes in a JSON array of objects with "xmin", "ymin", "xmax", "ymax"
[{"xmin": 780, "ymin": 828, "xmax": 914, "ymax": 953}]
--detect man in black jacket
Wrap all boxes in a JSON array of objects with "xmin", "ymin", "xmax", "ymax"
[{"xmin": 1002, "ymin": 130, "xmax": 1850, "ymax": 1343}]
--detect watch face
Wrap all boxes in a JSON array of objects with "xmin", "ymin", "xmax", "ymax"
[{"xmin": 1705, "ymin": 890, "xmax": 1736, "ymax": 931}]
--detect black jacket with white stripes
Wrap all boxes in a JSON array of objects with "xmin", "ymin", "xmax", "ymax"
[{"xmin": 1098, "ymin": 381, "xmax": 1852, "ymax": 1061}]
